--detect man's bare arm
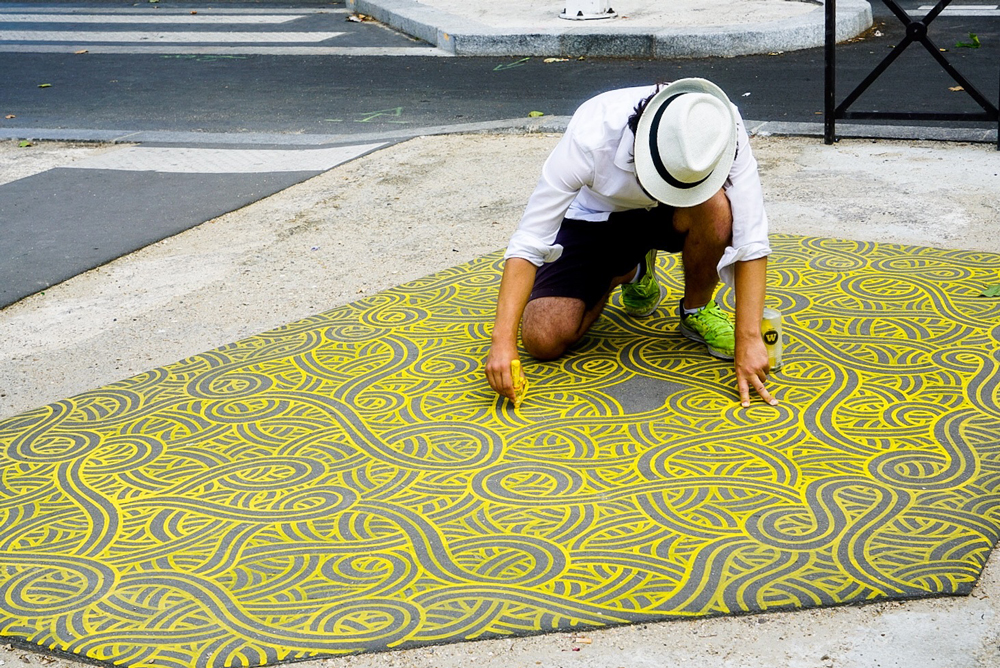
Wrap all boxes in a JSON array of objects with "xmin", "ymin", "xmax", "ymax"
[
  {"xmin": 734, "ymin": 256, "xmax": 778, "ymax": 407},
  {"xmin": 485, "ymin": 258, "xmax": 537, "ymax": 401}
]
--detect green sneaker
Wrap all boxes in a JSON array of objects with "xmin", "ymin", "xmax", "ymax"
[
  {"xmin": 621, "ymin": 249, "xmax": 666, "ymax": 316},
  {"xmin": 678, "ymin": 299, "xmax": 735, "ymax": 359}
]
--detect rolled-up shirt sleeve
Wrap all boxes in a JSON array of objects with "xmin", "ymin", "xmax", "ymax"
[
  {"xmin": 504, "ymin": 126, "xmax": 594, "ymax": 267},
  {"xmin": 718, "ymin": 113, "xmax": 771, "ymax": 287}
]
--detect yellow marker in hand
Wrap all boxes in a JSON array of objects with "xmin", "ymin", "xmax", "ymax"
[{"xmin": 511, "ymin": 359, "xmax": 529, "ymax": 408}]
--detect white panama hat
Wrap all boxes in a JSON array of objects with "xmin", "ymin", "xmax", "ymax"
[{"xmin": 633, "ymin": 78, "xmax": 738, "ymax": 208}]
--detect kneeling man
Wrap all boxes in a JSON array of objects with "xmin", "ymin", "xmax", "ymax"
[{"xmin": 485, "ymin": 78, "xmax": 778, "ymax": 408}]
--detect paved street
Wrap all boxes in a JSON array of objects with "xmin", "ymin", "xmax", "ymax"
[
  {"xmin": 2, "ymin": 1, "xmax": 998, "ymax": 135},
  {"xmin": 0, "ymin": 1, "xmax": 996, "ymax": 304},
  {"xmin": 0, "ymin": 3, "xmax": 440, "ymax": 305}
]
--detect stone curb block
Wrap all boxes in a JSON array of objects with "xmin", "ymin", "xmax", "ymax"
[
  {"xmin": 347, "ymin": 0, "xmax": 473, "ymax": 53},
  {"xmin": 346, "ymin": 0, "xmax": 873, "ymax": 58},
  {"xmin": 7, "ymin": 117, "xmax": 994, "ymax": 148}
]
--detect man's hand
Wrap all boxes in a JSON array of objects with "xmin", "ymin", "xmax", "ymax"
[
  {"xmin": 735, "ymin": 334, "xmax": 777, "ymax": 407},
  {"xmin": 485, "ymin": 340, "xmax": 519, "ymax": 403}
]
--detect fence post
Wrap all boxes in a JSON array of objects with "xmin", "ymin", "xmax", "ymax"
[{"xmin": 824, "ymin": 0, "xmax": 836, "ymax": 144}]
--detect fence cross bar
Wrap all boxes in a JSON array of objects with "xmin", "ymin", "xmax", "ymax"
[{"xmin": 825, "ymin": 0, "xmax": 1000, "ymax": 149}]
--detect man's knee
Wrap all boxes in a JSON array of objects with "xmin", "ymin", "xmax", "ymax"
[
  {"xmin": 522, "ymin": 332, "xmax": 570, "ymax": 361},
  {"xmin": 522, "ymin": 298, "xmax": 585, "ymax": 361}
]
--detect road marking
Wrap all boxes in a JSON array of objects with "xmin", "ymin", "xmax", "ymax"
[
  {"xmin": 0, "ymin": 44, "xmax": 451, "ymax": 56},
  {"xmin": 70, "ymin": 144, "xmax": 388, "ymax": 174},
  {"xmin": 0, "ymin": 30, "xmax": 345, "ymax": 43},
  {"xmin": 0, "ymin": 14, "xmax": 306, "ymax": 24},
  {"xmin": 0, "ymin": 7, "xmax": 345, "ymax": 14},
  {"xmin": 915, "ymin": 4, "xmax": 1000, "ymax": 15}
]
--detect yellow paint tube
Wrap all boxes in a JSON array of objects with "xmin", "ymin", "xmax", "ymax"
[{"xmin": 511, "ymin": 359, "xmax": 529, "ymax": 408}]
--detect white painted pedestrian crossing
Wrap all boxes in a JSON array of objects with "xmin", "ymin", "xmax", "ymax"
[
  {"xmin": 0, "ymin": 44, "xmax": 449, "ymax": 56},
  {"xmin": 0, "ymin": 14, "xmax": 306, "ymax": 24},
  {"xmin": 0, "ymin": 8, "xmax": 451, "ymax": 55},
  {"xmin": 915, "ymin": 4, "xmax": 1000, "ymax": 15},
  {"xmin": 0, "ymin": 31, "xmax": 345, "ymax": 43}
]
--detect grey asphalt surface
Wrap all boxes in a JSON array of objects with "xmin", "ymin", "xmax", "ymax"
[
  {"xmin": 0, "ymin": 167, "xmax": 320, "ymax": 304},
  {"xmin": 2, "ymin": 0, "xmax": 997, "ymax": 136}
]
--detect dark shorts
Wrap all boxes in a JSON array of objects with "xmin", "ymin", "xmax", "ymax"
[{"xmin": 529, "ymin": 206, "xmax": 684, "ymax": 310}]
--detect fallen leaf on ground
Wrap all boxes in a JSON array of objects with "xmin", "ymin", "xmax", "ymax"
[
  {"xmin": 37, "ymin": 83, "xmax": 51, "ymax": 88},
  {"xmin": 4, "ymin": 114, "xmax": 14, "ymax": 119},
  {"xmin": 981, "ymin": 284, "xmax": 1000, "ymax": 297},
  {"xmin": 493, "ymin": 57, "xmax": 530, "ymax": 70},
  {"xmin": 955, "ymin": 32, "xmax": 980, "ymax": 48},
  {"xmin": 18, "ymin": 140, "xmax": 32, "ymax": 148},
  {"xmin": 543, "ymin": 57, "xmax": 569, "ymax": 63},
  {"xmin": 949, "ymin": 86, "xmax": 964, "ymax": 92},
  {"xmin": 528, "ymin": 111, "xmax": 545, "ymax": 117},
  {"xmin": 75, "ymin": 49, "xmax": 88, "ymax": 54}
]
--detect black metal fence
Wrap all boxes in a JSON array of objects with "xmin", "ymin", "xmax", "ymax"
[{"xmin": 825, "ymin": 0, "xmax": 999, "ymax": 149}]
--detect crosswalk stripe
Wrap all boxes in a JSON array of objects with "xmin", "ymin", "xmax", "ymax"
[
  {"xmin": 0, "ymin": 7, "xmax": 341, "ymax": 14},
  {"xmin": 70, "ymin": 144, "xmax": 388, "ymax": 174},
  {"xmin": 0, "ymin": 14, "xmax": 306, "ymax": 24},
  {"xmin": 0, "ymin": 8, "xmax": 449, "ymax": 56},
  {"xmin": 0, "ymin": 44, "xmax": 451, "ymax": 55},
  {"xmin": 0, "ymin": 31, "xmax": 345, "ymax": 43},
  {"xmin": 915, "ymin": 4, "xmax": 1000, "ymax": 14}
]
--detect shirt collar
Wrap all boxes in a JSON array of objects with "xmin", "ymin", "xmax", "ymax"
[{"xmin": 613, "ymin": 125, "xmax": 636, "ymax": 173}]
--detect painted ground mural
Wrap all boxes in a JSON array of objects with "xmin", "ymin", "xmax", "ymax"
[{"xmin": 1, "ymin": 235, "xmax": 999, "ymax": 667}]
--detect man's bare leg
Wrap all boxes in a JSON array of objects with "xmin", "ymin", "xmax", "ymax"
[
  {"xmin": 521, "ymin": 268, "xmax": 637, "ymax": 361},
  {"xmin": 673, "ymin": 188, "xmax": 733, "ymax": 309},
  {"xmin": 522, "ymin": 190, "xmax": 730, "ymax": 361}
]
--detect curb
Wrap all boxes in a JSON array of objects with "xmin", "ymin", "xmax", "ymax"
[
  {"xmin": 346, "ymin": 0, "xmax": 872, "ymax": 58},
  {"xmin": 4, "ymin": 119, "xmax": 996, "ymax": 147}
]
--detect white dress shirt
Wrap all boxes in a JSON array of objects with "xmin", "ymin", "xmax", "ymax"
[{"xmin": 504, "ymin": 85, "xmax": 770, "ymax": 287}]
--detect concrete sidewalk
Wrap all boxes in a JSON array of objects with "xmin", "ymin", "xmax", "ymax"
[
  {"xmin": 1, "ymin": 131, "xmax": 999, "ymax": 668},
  {"xmin": 347, "ymin": 0, "xmax": 873, "ymax": 57}
]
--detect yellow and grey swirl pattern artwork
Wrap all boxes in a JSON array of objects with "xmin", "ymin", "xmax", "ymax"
[{"xmin": 2, "ymin": 234, "xmax": 1000, "ymax": 668}]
